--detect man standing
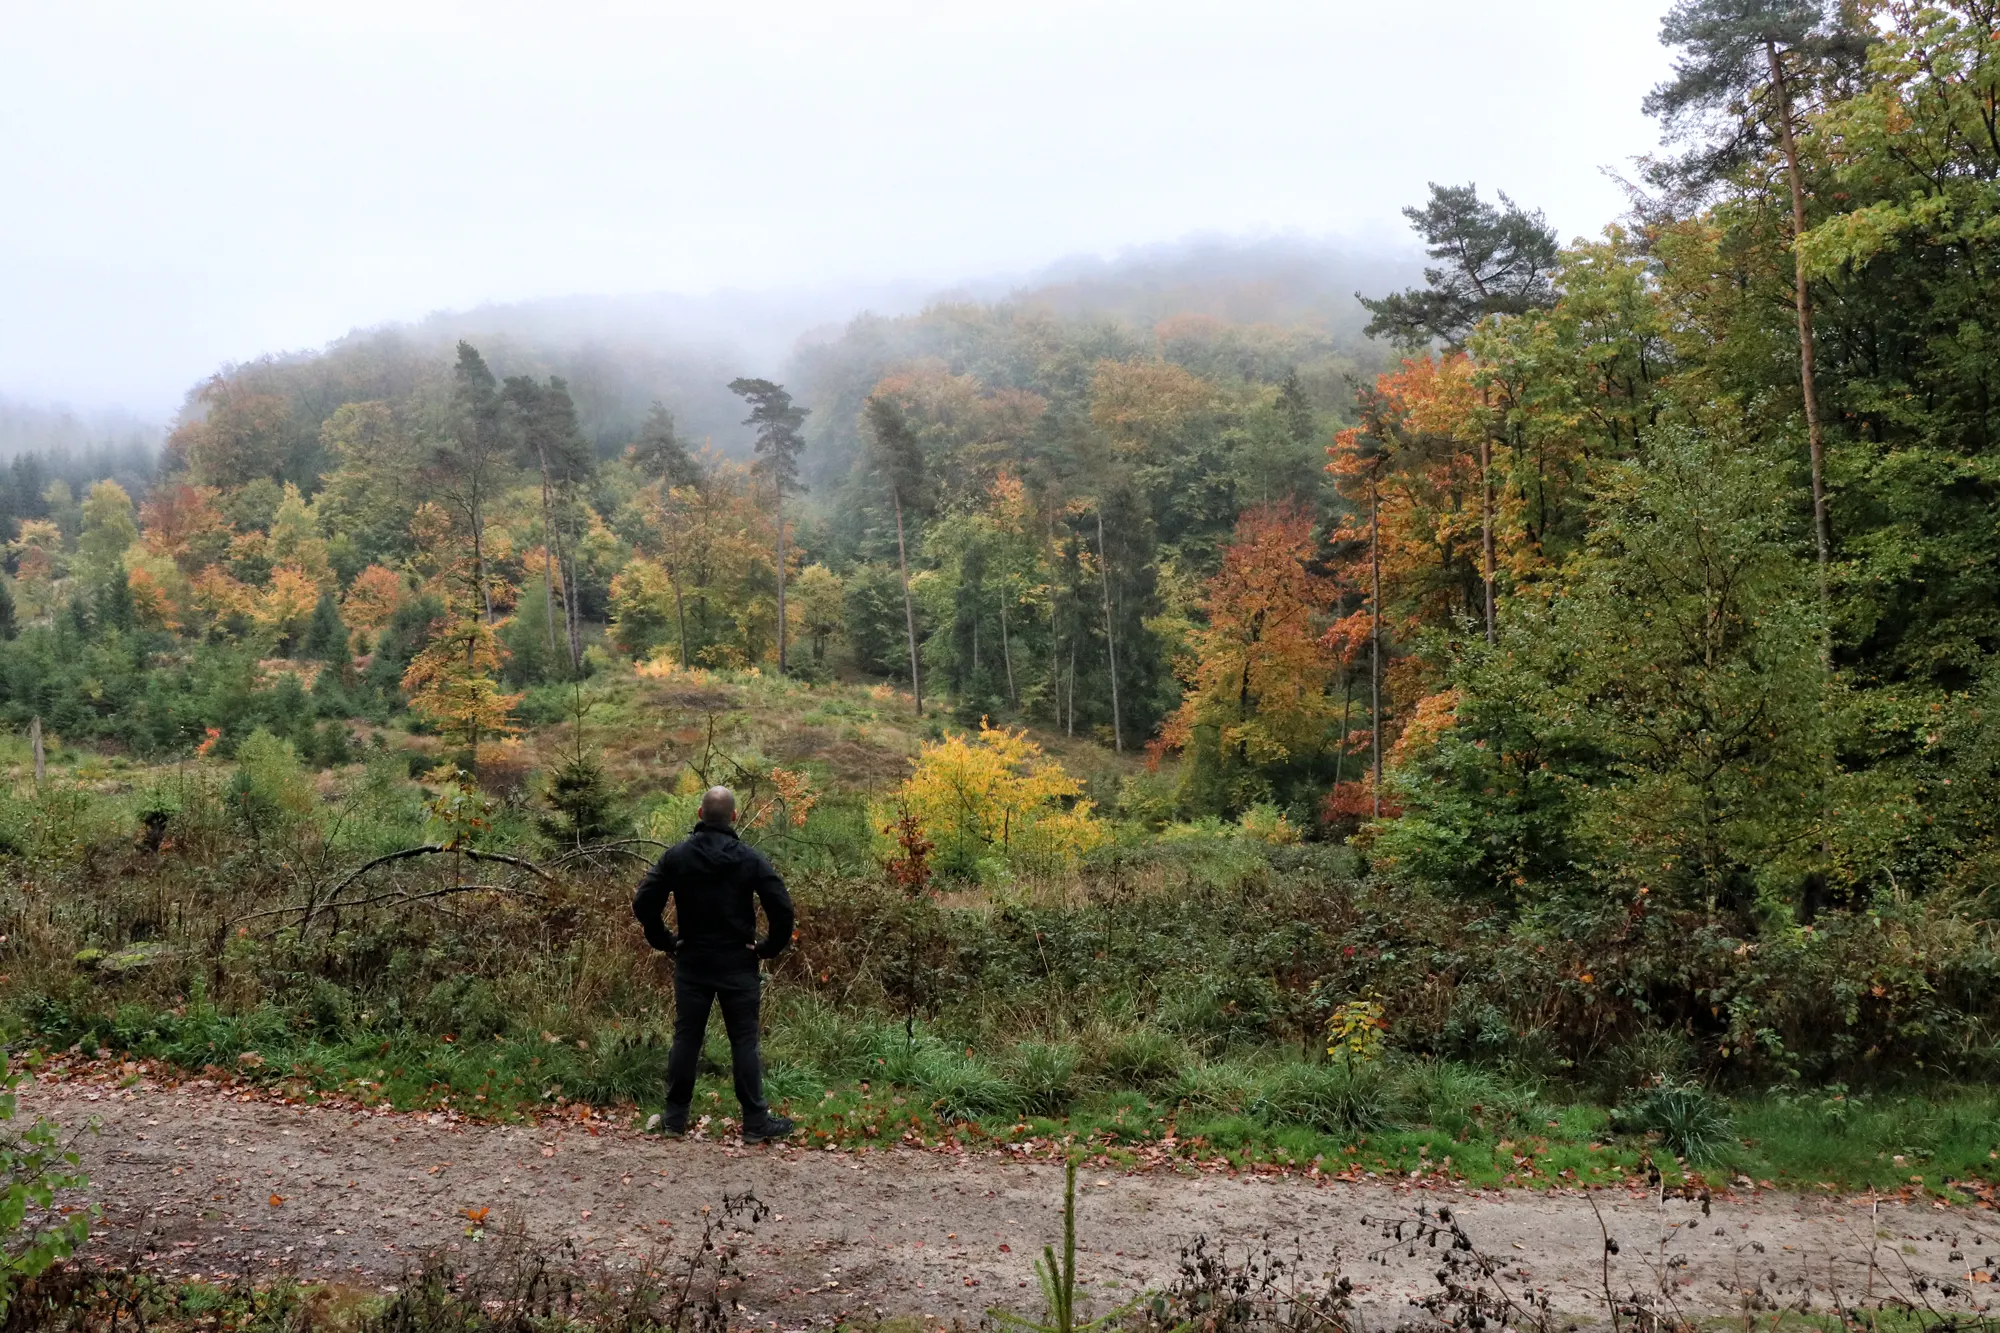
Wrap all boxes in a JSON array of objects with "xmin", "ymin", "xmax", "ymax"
[{"xmin": 632, "ymin": 785, "xmax": 796, "ymax": 1142}]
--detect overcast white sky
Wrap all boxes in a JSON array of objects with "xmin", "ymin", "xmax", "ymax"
[{"xmin": 0, "ymin": 0, "xmax": 1674, "ymax": 417}]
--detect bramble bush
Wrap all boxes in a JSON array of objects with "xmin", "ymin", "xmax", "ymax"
[{"xmin": 0, "ymin": 1055, "xmax": 90, "ymax": 1316}]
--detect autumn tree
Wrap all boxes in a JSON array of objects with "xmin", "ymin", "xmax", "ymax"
[
  {"xmin": 139, "ymin": 483, "xmax": 230, "ymax": 574},
  {"xmin": 170, "ymin": 379, "xmax": 293, "ymax": 488},
  {"xmin": 615, "ymin": 451, "xmax": 770, "ymax": 668},
  {"xmin": 891, "ymin": 719, "xmax": 1108, "ymax": 878},
  {"xmin": 1361, "ymin": 184, "xmax": 1559, "ymax": 644},
  {"xmin": 77, "ymin": 481, "xmax": 138, "ymax": 586},
  {"xmin": 790, "ymin": 563, "xmax": 846, "ymax": 668},
  {"xmin": 729, "ymin": 377, "xmax": 807, "ymax": 674},
  {"xmin": 1159, "ymin": 502, "xmax": 1342, "ymax": 814},
  {"xmin": 402, "ymin": 501, "xmax": 520, "ymax": 771}
]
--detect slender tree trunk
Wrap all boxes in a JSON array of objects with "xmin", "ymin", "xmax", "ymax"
[
  {"xmin": 1094, "ymin": 506, "xmax": 1122, "ymax": 752},
  {"xmin": 471, "ymin": 499, "xmax": 493, "ymax": 625},
  {"xmin": 30, "ymin": 715, "xmax": 44, "ymax": 783},
  {"xmin": 1769, "ymin": 41, "xmax": 1832, "ymax": 646},
  {"xmin": 535, "ymin": 459, "xmax": 560, "ymax": 657},
  {"xmin": 1370, "ymin": 471, "xmax": 1383, "ymax": 819},
  {"xmin": 1067, "ymin": 639, "xmax": 1077, "ymax": 737},
  {"xmin": 1480, "ymin": 436, "xmax": 1497, "ymax": 645},
  {"xmin": 669, "ymin": 566, "xmax": 689, "ymax": 668},
  {"xmin": 774, "ymin": 488, "xmax": 788, "ymax": 674},
  {"xmin": 998, "ymin": 586, "xmax": 1017, "ymax": 708},
  {"xmin": 892, "ymin": 487, "xmax": 923, "ymax": 717},
  {"xmin": 1332, "ymin": 668, "xmax": 1354, "ymax": 796},
  {"xmin": 561, "ymin": 502, "xmax": 584, "ymax": 673},
  {"xmin": 530, "ymin": 437, "xmax": 580, "ymax": 673}
]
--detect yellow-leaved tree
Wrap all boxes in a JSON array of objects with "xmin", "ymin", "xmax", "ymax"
[
  {"xmin": 889, "ymin": 720, "xmax": 1107, "ymax": 879},
  {"xmin": 401, "ymin": 502, "xmax": 521, "ymax": 772}
]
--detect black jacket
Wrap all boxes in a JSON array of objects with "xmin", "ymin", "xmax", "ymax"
[{"xmin": 632, "ymin": 822, "xmax": 795, "ymax": 960}]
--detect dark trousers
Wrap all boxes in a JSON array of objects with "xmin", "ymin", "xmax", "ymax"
[{"xmin": 664, "ymin": 954, "xmax": 767, "ymax": 1124}]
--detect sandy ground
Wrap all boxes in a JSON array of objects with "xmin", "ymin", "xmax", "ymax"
[{"xmin": 26, "ymin": 1075, "xmax": 2000, "ymax": 1327}]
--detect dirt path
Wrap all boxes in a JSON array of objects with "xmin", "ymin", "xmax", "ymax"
[{"xmin": 27, "ymin": 1076, "xmax": 1998, "ymax": 1327}]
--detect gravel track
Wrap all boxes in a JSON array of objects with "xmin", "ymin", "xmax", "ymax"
[{"xmin": 26, "ymin": 1075, "xmax": 1997, "ymax": 1327}]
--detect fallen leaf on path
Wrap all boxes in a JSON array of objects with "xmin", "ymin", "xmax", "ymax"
[{"xmin": 268, "ymin": 1194, "xmax": 284, "ymax": 1207}]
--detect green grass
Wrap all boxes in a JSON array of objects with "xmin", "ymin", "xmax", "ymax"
[{"xmin": 32, "ymin": 998, "xmax": 2000, "ymax": 1196}]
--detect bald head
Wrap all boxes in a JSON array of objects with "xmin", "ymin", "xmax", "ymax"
[{"xmin": 698, "ymin": 786, "xmax": 737, "ymax": 826}]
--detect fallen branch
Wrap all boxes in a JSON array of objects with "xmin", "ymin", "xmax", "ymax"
[
  {"xmin": 231, "ymin": 843, "xmax": 557, "ymax": 930},
  {"xmin": 547, "ymin": 838, "xmax": 671, "ymax": 869},
  {"xmin": 332, "ymin": 883, "xmax": 544, "ymax": 912}
]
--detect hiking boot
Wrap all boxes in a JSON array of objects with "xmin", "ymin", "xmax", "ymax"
[
  {"xmin": 741, "ymin": 1114, "xmax": 794, "ymax": 1144},
  {"xmin": 648, "ymin": 1110, "xmax": 688, "ymax": 1138}
]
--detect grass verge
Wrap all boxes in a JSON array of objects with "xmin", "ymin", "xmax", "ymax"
[{"xmin": 23, "ymin": 998, "xmax": 2000, "ymax": 1199}]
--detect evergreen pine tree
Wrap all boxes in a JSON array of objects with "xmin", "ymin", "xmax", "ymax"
[
  {"xmin": 94, "ymin": 565, "xmax": 133, "ymax": 632},
  {"xmin": 301, "ymin": 590, "xmax": 350, "ymax": 666},
  {"xmin": 1359, "ymin": 183, "xmax": 1560, "ymax": 350}
]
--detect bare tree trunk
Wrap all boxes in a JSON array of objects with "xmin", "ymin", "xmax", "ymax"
[
  {"xmin": 536, "ymin": 448, "xmax": 585, "ymax": 677},
  {"xmin": 1042, "ymin": 507, "xmax": 1063, "ymax": 728},
  {"xmin": 1067, "ymin": 639, "xmax": 1077, "ymax": 737},
  {"xmin": 893, "ymin": 487, "xmax": 922, "ymax": 717},
  {"xmin": 669, "ymin": 566, "xmax": 688, "ymax": 668},
  {"xmin": 1370, "ymin": 471, "xmax": 1384, "ymax": 819},
  {"xmin": 536, "ymin": 464, "xmax": 560, "ymax": 657},
  {"xmin": 1480, "ymin": 436, "xmax": 1497, "ymax": 646},
  {"xmin": 998, "ymin": 587, "xmax": 1017, "ymax": 708},
  {"xmin": 1094, "ymin": 506, "xmax": 1122, "ymax": 753},
  {"xmin": 561, "ymin": 504, "xmax": 584, "ymax": 673},
  {"xmin": 472, "ymin": 503, "xmax": 493, "ymax": 625},
  {"xmin": 774, "ymin": 487, "xmax": 788, "ymax": 674},
  {"xmin": 1769, "ymin": 40, "xmax": 1832, "ymax": 645},
  {"xmin": 30, "ymin": 715, "xmax": 44, "ymax": 783},
  {"xmin": 1333, "ymin": 668, "xmax": 1354, "ymax": 796}
]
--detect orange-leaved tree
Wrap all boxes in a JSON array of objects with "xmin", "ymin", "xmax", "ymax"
[
  {"xmin": 1157, "ymin": 501, "xmax": 1341, "ymax": 813},
  {"xmin": 1325, "ymin": 354, "xmax": 1495, "ymax": 813}
]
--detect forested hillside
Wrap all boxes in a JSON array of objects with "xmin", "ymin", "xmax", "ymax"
[{"xmin": 7, "ymin": 0, "xmax": 2000, "ymax": 1172}]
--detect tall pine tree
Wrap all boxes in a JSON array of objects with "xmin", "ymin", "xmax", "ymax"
[{"xmin": 729, "ymin": 378, "xmax": 808, "ymax": 674}]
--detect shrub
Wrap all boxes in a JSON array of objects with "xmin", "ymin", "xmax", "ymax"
[
  {"xmin": 229, "ymin": 728, "xmax": 316, "ymax": 834},
  {"xmin": 1254, "ymin": 1061, "xmax": 1397, "ymax": 1134},
  {"xmin": 1168, "ymin": 1062, "xmax": 1259, "ymax": 1116},
  {"xmin": 1614, "ymin": 1082, "xmax": 1734, "ymax": 1164},
  {"xmin": 1006, "ymin": 1041, "xmax": 1083, "ymax": 1116},
  {"xmin": 1086, "ymin": 1026, "xmax": 1189, "ymax": 1090},
  {"xmin": 417, "ymin": 977, "xmax": 510, "ymax": 1040},
  {"xmin": 914, "ymin": 1050, "xmax": 1018, "ymax": 1122},
  {"xmin": 888, "ymin": 721, "xmax": 1109, "ymax": 878},
  {"xmin": 1598, "ymin": 1028, "xmax": 1694, "ymax": 1095},
  {"xmin": 1157, "ymin": 974, "xmax": 1281, "ymax": 1050},
  {"xmin": 1396, "ymin": 1058, "xmax": 1535, "ymax": 1137},
  {"xmin": 764, "ymin": 998, "xmax": 885, "ymax": 1079},
  {"xmin": 0, "ymin": 1055, "xmax": 91, "ymax": 1315},
  {"xmin": 567, "ymin": 1031, "xmax": 671, "ymax": 1106}
]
